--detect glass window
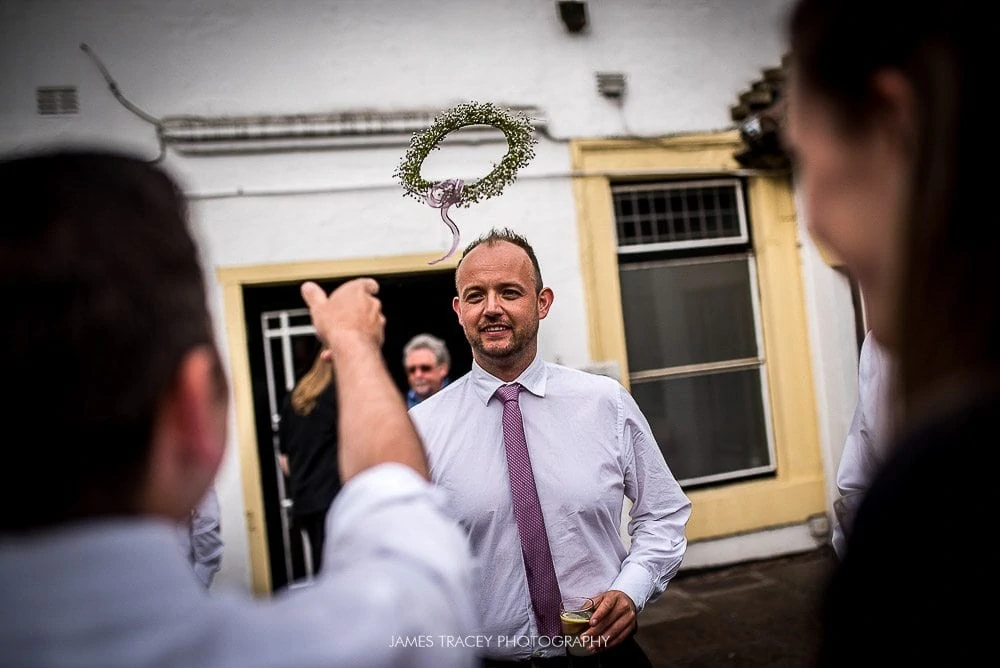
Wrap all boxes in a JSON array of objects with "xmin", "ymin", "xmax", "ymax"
[
  {"xmin": 619, "ymin": 257, "xmax": 759, "ymax": 370},
  {"xmin": 614, "ymin": 179, "xmax": 774, "ymax": 488},
  {"xmin": 613, "ymin": 179, "xmax": 748, "ymax": 252},
  {"xmin": 630, "ymin": 369, "xmax": 771, "ymax": 485}
]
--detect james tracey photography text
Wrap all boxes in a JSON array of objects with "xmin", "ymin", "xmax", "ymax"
[{"xmin": 389, "ymin": 635, "xmax": 610, "ymax": 650}]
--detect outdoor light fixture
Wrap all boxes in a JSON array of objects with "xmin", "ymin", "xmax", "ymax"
[{"xmin": 557, "ymin": 1, "xmax": 588, "ymax": 33}]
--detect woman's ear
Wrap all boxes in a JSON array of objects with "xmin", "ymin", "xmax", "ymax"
[{"xmin": 872, "ymin": 69, "xmax": 917, "ymax": 156}]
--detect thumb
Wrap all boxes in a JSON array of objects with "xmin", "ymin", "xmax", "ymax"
[
  {"xmin": 300, "ymin": 281, "xmax": 327, "ymax": 308},
  {"xmin": 356, "ymin": 277, "xmax": 380, "ymax": 295}
]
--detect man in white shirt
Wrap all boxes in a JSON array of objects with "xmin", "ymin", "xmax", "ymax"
[
  {"xmin": 177, "ymin": 485, "xmax": 224, "ymax": 588},
  {"xmin": 0, "ymin": 150, "xmax": 476, "ymax": 668},
  {"xmin": 831, "ymin": 329, "xmax": 893, "ymax": 558},
  {"xmin": 410, "ymin": 228, "xmax": 692, "ymax": 666}
]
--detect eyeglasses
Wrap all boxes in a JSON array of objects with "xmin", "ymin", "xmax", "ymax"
[{"xmin": 406, "ymin": 364, "xmax": 435, "ymax": 374}]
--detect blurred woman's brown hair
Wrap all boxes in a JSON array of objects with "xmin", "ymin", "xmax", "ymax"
[{"xmin": 290, "ymin": 351, "xmax": 332, "ymax": 416}]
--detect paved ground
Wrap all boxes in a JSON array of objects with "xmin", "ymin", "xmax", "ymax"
[{"xmin": 636, "ymin": 546, "xmax": 837, "ymax": 667}]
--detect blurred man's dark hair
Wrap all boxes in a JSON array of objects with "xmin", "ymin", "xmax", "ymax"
[{"xmin": 0, "ymin": 149, "xmax": 223, "ymax": 530}]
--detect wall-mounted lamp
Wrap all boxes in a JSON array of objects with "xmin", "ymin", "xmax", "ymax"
[{"xmin": 557, "ymin": 1, "xmax": 588, "ymax": 33}]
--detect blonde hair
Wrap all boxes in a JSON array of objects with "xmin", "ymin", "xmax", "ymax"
[{"xmin": 290, "ymin": 351, "xmax": 332, "ymax": 416}]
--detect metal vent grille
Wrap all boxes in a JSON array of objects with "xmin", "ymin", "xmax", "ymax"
[
  {"xmin": 612, "ymin": 179, "xmax": 749, "ymax": 253},
  {"xmin": 36, "ymin": 87, "xmax": 79, "ymax": 116},
  {"xmin": 159, "ymin": 105, "xmax": 546, "ymax": 154}
]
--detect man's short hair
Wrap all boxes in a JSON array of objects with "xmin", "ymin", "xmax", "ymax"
[
  {"xmin": 456, "ymin": 227, "xmax": 543, "ymax": 294},
  {"xmin": 403, "ymin": 333, "xmax": 451, "ymax": 367},
  {"xmin": 0, "ymin": 149, "xmax": 222, "ymax": 530}
]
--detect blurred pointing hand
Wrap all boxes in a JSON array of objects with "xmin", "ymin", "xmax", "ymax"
[{"xmin": 300, "ymin": 278, "xmax": 386, "ymax": 356}]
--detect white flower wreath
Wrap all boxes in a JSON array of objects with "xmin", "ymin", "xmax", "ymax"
[{"xmin": 394, "ymin": 101, "xmax": 537, "ymax": 264}]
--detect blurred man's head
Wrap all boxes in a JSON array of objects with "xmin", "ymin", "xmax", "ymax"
[
  {"xmin": 403, "ymin": 333, "xmax": 450, "ymax": 403},
  {"xmin": 0, "ymin": 149, "xmax": 228, "ymax": 532}
]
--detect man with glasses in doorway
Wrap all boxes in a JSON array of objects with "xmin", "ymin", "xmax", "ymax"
[{"xmin": 403, "ymin": 333, "xmax": 452, "ymax": 408}]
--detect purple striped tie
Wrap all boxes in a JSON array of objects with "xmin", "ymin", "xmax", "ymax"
[{"xmin": 495, "ymin": 383, "xmax": 562, "ymax": 637}]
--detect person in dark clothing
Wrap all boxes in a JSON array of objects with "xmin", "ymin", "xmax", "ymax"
[
  {"xmin": 279, "ymin": 350, "xmax": 341, "ymax": 577},
  {"xmin": 784, "ymin": 0, "xmax": 995, "ymax": 663},
  {"xmin": 819, "ymin": 391, "xmax": 991, "ymax": 665}
]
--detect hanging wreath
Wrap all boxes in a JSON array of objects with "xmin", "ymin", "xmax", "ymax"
[{"xmin": 394, "ymin": 101, "xmax": 537, "ymax": 264}]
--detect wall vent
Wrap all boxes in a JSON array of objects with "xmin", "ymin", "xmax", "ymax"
[{"xmin": 36, "ymin": 86, "xmax": 79, "ymax": 116}]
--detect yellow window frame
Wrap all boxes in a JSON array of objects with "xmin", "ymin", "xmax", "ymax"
[{"xmin": 571, "ymin": 133, "xmax": 826, "ymax": 541}]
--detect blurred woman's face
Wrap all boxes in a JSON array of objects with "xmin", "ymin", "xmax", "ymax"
[{"xmin": 785, "ymin": 71, "xmax": 911, "ymax": 345}]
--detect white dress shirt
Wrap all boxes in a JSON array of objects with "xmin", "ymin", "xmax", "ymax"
[
  {"xmin": 832, "ymin": 331, "xmax": 893, "ymax": 558},
  {"xmin": 177, "ymin": 485, "xmax": 223, "ymax": 588},
  {"xmin": 409, "ymin": 355, "xmax": 692, "ymax": 660},
  {"xmin": 0, "ymin": 464, "xmax": 478, "ymax": 668}
]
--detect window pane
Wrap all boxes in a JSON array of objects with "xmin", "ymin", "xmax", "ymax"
[
  {"xmin": 619, "ymin": 256, "xmax": 759, "ymax": 370},
  {"xmin": 630, "ymin": 368, "xmax": 772, "ymax": 484},
  {"xmin": 721, "ymin": 209, "xmax": 739, "ymax": 234},
  {"xmin": 615, "ymin": 196, "xmax": 633, "ymax": 218},
  {"xmin": 613, "ymin": 180, "xmax": 746, "ymax": 249}
]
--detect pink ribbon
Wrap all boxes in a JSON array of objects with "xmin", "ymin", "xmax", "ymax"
[{"xmin": 424, "ymin": 179, "xmax": 465, "ymax": 265}]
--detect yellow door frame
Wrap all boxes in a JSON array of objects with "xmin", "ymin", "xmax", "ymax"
[{"xmin": 216, "ymin": 252, "xmax": 459, "ymax": 595}]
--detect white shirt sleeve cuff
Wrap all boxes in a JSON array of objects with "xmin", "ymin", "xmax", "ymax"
[{"xmin": 610, "ymin": 562, "xmax": 656, "ymax": 613}]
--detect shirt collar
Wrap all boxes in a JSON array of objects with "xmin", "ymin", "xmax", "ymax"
[{"xmin": 470, "ymin": 354, "xmax": 548, "ymax": 406}]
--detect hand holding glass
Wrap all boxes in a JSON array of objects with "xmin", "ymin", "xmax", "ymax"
[{"xmin": 560, "ymin": 597, "xmax": 594, "ymax": 657}]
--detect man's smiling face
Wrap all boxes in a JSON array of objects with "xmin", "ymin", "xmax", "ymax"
[{"xmin": 452, "ymin": 240, "xmax": 552, "ymax": 377}]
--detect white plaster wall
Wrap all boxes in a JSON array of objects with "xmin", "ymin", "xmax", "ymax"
[
  {"xmin": 0, "ymin": 0, "xmax": 853, "ymax": 592},
  {"xmin": 1, "ymin": 0, "xmax": 795, "ymax": 148}
]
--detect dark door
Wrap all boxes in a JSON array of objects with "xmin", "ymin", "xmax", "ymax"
[{"xmin": 241, "ymin": 269, "xmax": 471, "ymax": 591}]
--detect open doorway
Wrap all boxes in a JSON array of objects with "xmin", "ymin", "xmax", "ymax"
[{"xmin": 241, "ymin": 269, "xmax": 471, "ymax": 591}]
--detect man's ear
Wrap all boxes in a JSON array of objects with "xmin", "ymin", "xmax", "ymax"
[
  {"xmin": 174, "ymin": 346, "xmax": 228, "ymax": 469},
  {"xmin": 537, "ymin": 287, "xmax": 554, "ymax": 320},
  {"xmin": 145, "ymin": 346, "xmax": 227, "ymax": 519}
]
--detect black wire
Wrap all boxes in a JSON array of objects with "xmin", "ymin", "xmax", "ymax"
[{"xmin": 79, "ymin": 42, "xmax": 166, "ymax": 163}]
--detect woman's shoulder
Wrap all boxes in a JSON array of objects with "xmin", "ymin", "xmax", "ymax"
[
  {"xmin": 894, "ymin": 388, "xmax": 1000, "ymax": 460},
  {"xmin": 858, "ymin": 388, "xmax": 997, "ymax": 531}
]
